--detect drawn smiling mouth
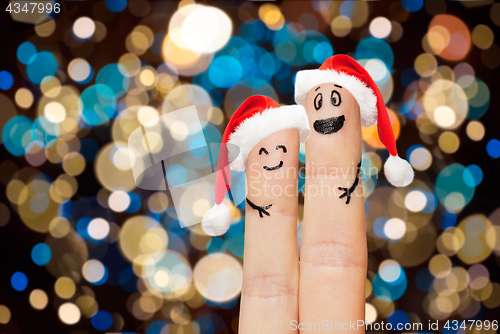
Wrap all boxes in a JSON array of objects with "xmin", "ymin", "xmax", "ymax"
[
  {"xmin": 263, "ymin": 161, "xmax": 283, "ymax": 171},
  {"xmin": 313, "ymin": 115, "xmax": 345, "ymax": 135}
]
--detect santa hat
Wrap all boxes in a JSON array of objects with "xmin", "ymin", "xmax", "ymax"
[
  {"xmin": 202, "ymin": 95, "xmax": 310, "ymax": 236},
  {"xmin": 294, "ymin": 54, "xmax": 414, "ymax": 188}
]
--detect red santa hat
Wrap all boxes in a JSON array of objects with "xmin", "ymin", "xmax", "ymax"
[
  {"xmin": 294, "ymin": 54, "xmax": 414, "ymax": 188},
  {"xmin": 202, "ymin": 95, "xmax": 310, "ymax": 236}
]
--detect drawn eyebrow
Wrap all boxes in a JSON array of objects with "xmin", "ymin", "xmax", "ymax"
[
  {"xmin": 315, "ymin": 86, "xmax": 321, "ymax": 91},
  {"xmin": 334, "ymin": 84, "xmax": 342, "ymax": 88},
  {"xmin": 259, "ymin": 147, "xmax": 269, "ymax": 155},
  {"xmin": 276, "ymin": 145, "xmax": 287, "ymax": 153}
]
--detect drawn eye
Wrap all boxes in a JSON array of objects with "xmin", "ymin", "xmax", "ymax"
[
  {"xmin": 276, "ymin": 145, "xmax": 287, "ymax": 153},
  {"xmin": 331, "ymin": 90, "xmax": 342, "ymax": 107},
  {"xmin": 314, "ymin": 93, "xmax": 323, "ymax": 111},
  {"xmin": 259, "ymin": 147, "xmax": 269, "ymax": 155}
]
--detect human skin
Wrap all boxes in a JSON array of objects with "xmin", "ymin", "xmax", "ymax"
[
  {"xmin": 299, "ymin": 83, "xmax": 367, "ymax": 333},
  {"xmin": 238, "ymin": 84, "xmax": 367, "ymax": 333},
  {"xmin": 239, "ymin": 128, "xmax": 300, "ymax": 334}
]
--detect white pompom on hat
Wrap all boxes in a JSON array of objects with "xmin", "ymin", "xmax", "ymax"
[
  {"xmin": 294, "ymin": 54, "xmax": 414, "ymax": 188},
  {"xmin": 202, "ymin": 95, "xmax": 310, "ymax": 236}
]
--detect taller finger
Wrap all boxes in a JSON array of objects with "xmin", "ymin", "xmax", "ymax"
[{"xmin": 300, "ymin": 82, "xmax": 367, "ymax": 333}]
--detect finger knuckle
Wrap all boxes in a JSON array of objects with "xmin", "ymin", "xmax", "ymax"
[
  {"xmin": 242, "ymin": 274, "xmax": 298, "ymax": 300},
  {"xmin": 301, "ymin": 241, "xmax": 366, "ymax": 270}
]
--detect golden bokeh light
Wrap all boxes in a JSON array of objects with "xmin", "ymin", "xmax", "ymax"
[
  {"xmin": 466, "ymin": 121, "xmax": 485, "ymax": 141},
  {"xmin": 457, "ymin": 214, "xmax": 494, "ymax": 264},
  {"xmin": 58, "ymin": 303, "xmax": 81, "ymax": 325},
  {"xmin": 15, "ymin": 88, "xmax": 34, "ymax": 109},
  {"xmin": 365, "ymin": 303, "xmax": 377, "ymax": 323},
  {"xmin": 472, "ymin": 24, "xmax": 494, "ymax": 50},
  {"xmin": 0, "ymin": 305, "xmax": 11, "ymax": 324},
  {"xmin": 49, "ymin": 216, "xmax": 71, "ymax": 238},
  {"xmin": 331, "ymin": 16, "xmax": 352, "ymax": 37},
  {"xmin": 369, "ymin": 17, "xmax": 391, "ymax": 39},
  {"xmin": 62, "ymin": 152, "xmax": 86, "ymax": 176},
  {"xmin": 55, "ymin": 277, "xmax": 76, "ymax": 299},
  {"xmin": 148, "ymin": 192, "xmax": 169, "ymax": 213},
  {"xmin": 193, "ymin": 253, "xmax": 243, "ymax": 302},
  {"xmin": 259, "ymin": 4, "xmax": 285, "ymax": 31},
  {"xmin": 108, "ymin": 190, "xmax": 131, "ymax": 212},
  {"xmin": 438, "ymin": 131, "xmax": 460, "ymax": 154},
  {"xmin": 73, "ymin": 17, "xmax": 95, "ymax": 39},
  {"xmin": 29, "ymin": 289, "xmax": 48, "ymax": 310},
  {"xmin": 35, "ymin": 20, "xmax": 56, "ymax": 37},
  {"xmin": 40, "ymin": 76, "xmax": 62, "ymax": 98},
  {"xmin": 415, "ymin": 53, "xmax": 438, "ymax": 77},
  {"xmin": 44, "ymin": 101, "xmax": 66, "ymax": 124},
  {"xmin": 119, "ymin": 216, "xmax": 168, "ymax": 262}
]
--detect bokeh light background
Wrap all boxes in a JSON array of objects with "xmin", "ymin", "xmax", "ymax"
[{"xmin": 1, "ymin": 0, "xmax": 500, "ymax": 333}]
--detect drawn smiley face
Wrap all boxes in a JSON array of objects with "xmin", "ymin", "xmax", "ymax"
[
  {"xmin": 306, "ymin": 83, "xmax": 358, "ymax": 136},
  {"xmin": 259, "ymin": 145, "xmax": 287, "ymax": 171}
]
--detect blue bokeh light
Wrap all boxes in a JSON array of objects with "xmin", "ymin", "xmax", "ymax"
[
  {"xmin": 91, "ymin": 310, "xmax": 113, "ymax": 331},
  {"xmin": 339, "ymin": 0, "xmax": 356, "ymax": 17},
  {"xmin": 373, "ymin": 269, "xmax": 407, "ymax": 301},
  {"xmin": 467, "ymin": 79, "xmax": 490, "ymax": 120},
  {"xmin": 355, "ymin": 38, "xmax": 394, "ymax": 69},
  {"xmin": 194, "ymin": 317, "xmax": 215, "ymax": 334},
  {"xmin": 313, "ymin": 42, "xmax": 333, "ymax": 64},
  {"xmin": 207, "ymin": 237, "xmax": 227, "ymax": 255},
  {"xmin": 463, "ymin": 164, "xmax": 483, "ymax": 187},
  {"xmin": 118, "ymin": 267, "xmax": 137, "ymax": 292},
  {"xmin": 31, "ymin": 243, "xmax": 52, "ymax": 266},
  {"xmin": 0, "ymin": 71, "xmax": 14, "ymax": 90},
  {"xmin": 387, "ymin": 310, "xmax": 410, "ymax": 329},
  {"xmin": 96, "ymin": 64, "xmax": 129, "ymax": 98},
  {"xmin": 17, "ymin": 42, "xmax": 37, "ymax": 65},
  {"xmin": 167, "ymin": 165, "xmax": 187, "ymax": 186},
  {"xmin": 373, "ymin": 217, "xmax": 389, "ymax": 239},
  {"xmin": 486, "ymin": 139, "xmax": 500, "ymax": 159},
  {"xmin": 239, "ymin": 20, "xmax": 267, "ymax": 45},
  {"xmin": 442, "ymin": 211, "xmax": 457, "ymax": 229},
  {"xmin": 32, "ymin": 116, "xmax": 60, "ymax": 148},
  {"xmin": 11, "ymin": 272, "xmax": 28, "ymax": 291},
  {"xmin": 401, "ymin": 67, "xmax": 419, "ymax": 88},
  {"xmin": 79, "ymin": 84, "xmax": 117, "ymax": 126},
  {"xmin": 125, "ymin": 192, "xmax": 141, "ymax": 214},
  {"xmin": 76, "ymin": 217, "xmax": 92, "ymax": 240},
  {"xmin": 435, "ymin": 163, "xmax": 475, "ymax": 210},
  {"xmin": 26, "ymin": 51, "xmax": 58, "ymax": 84},
  {"xmin": 225, "ymin": 218, "xmax": 244, "ymax": 258},
  {"xmin": 190, "ymin": 139, "xmax": 207, "ymax": 158},
  {"xmin": 2, "ymin": 115, "xmax": 33, "ymax": 156},
  {"xmin": 401, "ymin": 0, "xmax": 424, "ymax": 12},
  {"xmin": 147, "ymin": 321, "xmax": 169, "ymax": 334},
  {"xmin": 208, "ymin": 56, "xmax": 243, "ymax": 89},
  {"xmin": 105, "ymin": 0, "xmax": 127, "ymax": 12}
]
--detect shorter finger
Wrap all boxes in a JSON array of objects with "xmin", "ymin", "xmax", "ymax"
[{"xmin": 239, "ymin": 128, "xmax": 300, "ymax": 334}]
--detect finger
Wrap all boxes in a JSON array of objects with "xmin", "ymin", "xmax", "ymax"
[
  {"xmin": 239, "ymin": 128, "xmax": 300, "ymax": 334},
  {"xmin": 300, "ymin": 83, "xmax": 367, "ymax": 332}
]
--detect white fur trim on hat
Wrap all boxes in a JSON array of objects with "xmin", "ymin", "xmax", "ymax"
[
  {"xmin": 202, "ymin": 203, "xmax": 232, "ymax": 236},
  {"xmin": 294, "ymin": 69, "xmax": 378, "ymax": 127},
  {"xmin": 227, "ymin": 105, "xmax": 310, "ymax": 171},
  {"xmin": 384, "ymin": 155, "xmax": 414, "ymax": 187}
]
